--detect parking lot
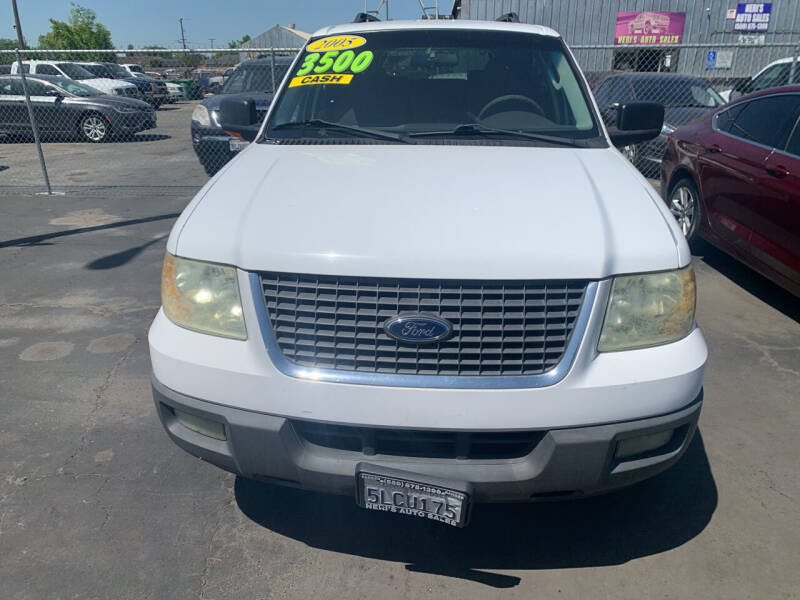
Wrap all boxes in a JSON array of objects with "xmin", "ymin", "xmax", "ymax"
[{"xmin": 1, "ymin": 100, "xmax": 799, "ymax": 599}]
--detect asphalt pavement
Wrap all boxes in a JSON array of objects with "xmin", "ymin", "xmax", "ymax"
[{"xmin": 0, "ymin": 102, "xmax": 798, "ymax": 599}]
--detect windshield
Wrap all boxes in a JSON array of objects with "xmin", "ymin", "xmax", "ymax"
[
  {"xmin": 105, "ymin": 63, "xmax": 130, "ymax": 78},
  {"xmin": 222, "ymin": 63, "xmax": 291, "ymax": 94},
  {"xmin": 56, "ymin": 63, "xmax": 96, "ymax": 80},
  {"xmin": 79, "ymin": 64, "xmax": 113, "ymax": 78},
  {"xmin": 265, "ymin": 30, "xmax": 600, "ymax": 143},
  {"xmin": 50, "ymin": 79, "xmax": 103, "ymax": 97},
  {"xmin": 632, "ymin": 78, "xmax": 724, "ymax": 108}
]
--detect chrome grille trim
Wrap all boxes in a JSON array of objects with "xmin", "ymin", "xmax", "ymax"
[{"xmin": 248, "ymin": 272, "xmax": 598, "ymax": 389}]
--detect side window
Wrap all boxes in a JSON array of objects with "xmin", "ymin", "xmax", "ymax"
[
  {"xmin": 752, "ymin": 64, "xmax": 790, "ymax": 92},
  {"xmin": 729, "ymin": 95, "xmax": 800, "ymax": 148},
  {"xmin": 783, "ymin": 117, "xmax": 800, "ymax": 157},
  {"xmin": 616, "ymin": 79, "xmax": 633, "ymax": 103},
  {"xmin": 593, "ymin": 80, "xmax": 613, "ymax": 108},
  {"xmin": 24, "ymin": 80, "xmax": 50, "ymax": 96},
  {"xmin": 0, "ymin": 80, "xmax": 16, "ymax": 95},
  {"xmin": 37, "ymin": 64, "xmax": 60, "ymax": 76},
  {"xmin": 715, "ymin": 103, "xmax": 745, "ymax": 133}
]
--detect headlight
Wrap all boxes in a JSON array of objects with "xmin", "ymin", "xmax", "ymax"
[
  {"xmin": 598, "ymin": 266, "xmax": 695, "ymax": 352},
  {"xmin": 161, "ymin": 253, "xmax": 246, "ymax": 340},
  {"xmin": 661, "ymin": 123, "xmax": 675, "ymax": 136},
  {"xmin": 113, "ymin": 106, "xmax": 137, "ymax": 113},
  {"xmin": 192, "ymin": 104, "xmax": 211, "ymax": 126}
]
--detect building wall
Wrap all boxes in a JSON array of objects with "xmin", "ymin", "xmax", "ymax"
[{"xmin": 459, "ymin": 0, "xmax": 800, "ymax": 77}]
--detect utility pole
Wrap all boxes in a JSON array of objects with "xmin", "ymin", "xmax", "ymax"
[
  {"xmin": 11, "ymin": 0, "xmax": 52, "ymax": 194},
  {"xmin": 179, "ymin": 18, "xmax": 187, "ymax": 50},
  {"xmin": 11, "ymin": 0, "xmax": 25, "ymax": 49}
]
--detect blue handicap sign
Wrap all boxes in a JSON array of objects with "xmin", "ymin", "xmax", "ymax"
[{"xmin": 706, "ymin": 50, "xmax": 717, "ymax": 69}]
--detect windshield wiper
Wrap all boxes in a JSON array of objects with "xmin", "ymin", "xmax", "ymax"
[
  {"xmin": 408, "ymin": 123, "xmax": 587, "ymax": 147},
  {"xmin": 271, "ymin": 119, "xmax": 414, "ymax": 144}
]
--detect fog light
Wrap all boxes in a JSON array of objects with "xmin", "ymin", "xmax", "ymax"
[
  {"xmin": 615, "ymin": 430, "xmax": 673, "ymax": 459},
  {"xmin": 174, "ymin": 409, "xmax": 226, "ymax": 441}
]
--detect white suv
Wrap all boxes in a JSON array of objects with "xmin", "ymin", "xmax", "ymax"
[
  {"xmin": 11, "ymin": 60, "xmax": 139, "ymax": 98},
  {"xmin": 149, "ymin": 20, "xmax": 706, "ymax": 527}
]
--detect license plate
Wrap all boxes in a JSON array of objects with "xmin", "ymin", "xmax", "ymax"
[
  {"xmin": 356, "ymin": 465, "xmax": 471, "ymax": 527},
  {"xmin": 229, "ymin": 139, "xmax": 249, "ymax": 152}
]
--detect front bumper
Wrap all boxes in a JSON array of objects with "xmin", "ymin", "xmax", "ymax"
[
  {"xmin": 150, "ymin": 271, "xmax": 708, "ymax": 500},
  {"xmin": 153, "ymin": 376, "xmax": 702, "ymax": 501},
  {"xmin": 191, "ymin": 124, "xmax": 238, "ymax": 166},
  {"xmin": 110, "ymin": 112, "xmax": 156, "ymax": 133}
]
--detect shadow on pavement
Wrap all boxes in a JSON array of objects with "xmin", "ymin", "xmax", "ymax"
[
  {"xmin": 235, "ymin": 431, "xmax": 716, "ymax": 588},
  {"xmin": 115, "ymin": 134, "xmax": 171, "ymax": 143},
  {"xmin": 0, "ymin": 213, "xmax": 180, "ymax": 248},
  {"xmin": 694, "ymin": 240, "xmax": 800, "ymax": 323},
  {"xmin": 86, "ymin": 235, "xmax": 167, "ymax": 270}
]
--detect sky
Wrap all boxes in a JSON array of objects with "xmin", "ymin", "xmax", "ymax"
[{"xmin": 8, "ymin": 0, "xmax": 441, "ymax": 49}]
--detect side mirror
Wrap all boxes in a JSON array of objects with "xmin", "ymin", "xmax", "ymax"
[
  {"xmin": 217, "ymin": 96, "xmax": 261, "ymax": 142},
  {"xmin": 45, "ymin": 89, "xmax": 63, "ymax": 101},
  {"xmin": 607, "ymin": 101, "xmax": 664, "ymax": 147}
]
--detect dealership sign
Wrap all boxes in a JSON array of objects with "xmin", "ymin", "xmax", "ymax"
[
  {"xmin": 734, "ymin": 3, "xmax": 771, "ymax": 31},
  {"xmin": 615, "ymin": 12, "xmax": 686, "ymax": 45}
]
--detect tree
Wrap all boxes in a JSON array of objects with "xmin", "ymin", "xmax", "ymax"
[
  {"xmin": 180, "ymin": 53, "xmax": 204, "ymax": 68},
  {"xmin": 0, "ymin": 38, "xmax": 17, "ymax": 65},
  {"xmin": 227, "ymin": 34, "xmax": 251, "ymax": 48},
  {"xmin": 38, "ymin": 3, "xmax": 113, "ymax": 60}
]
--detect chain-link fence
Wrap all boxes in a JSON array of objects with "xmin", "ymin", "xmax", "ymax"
[
  {"xmin": 1, "ymin": 41, "xmax": 799, "ymax": 189},
  {"xmin": 0, "ymin": 48, "xmax": 299, "ymax": 192}
]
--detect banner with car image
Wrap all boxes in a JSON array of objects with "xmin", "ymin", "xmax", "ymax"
[{"xmin": 615, "ymin": 12, "xmax": 685, "ymax": 46}]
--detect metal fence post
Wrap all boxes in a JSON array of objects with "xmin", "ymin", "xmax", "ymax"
[
  {"xmin": 270, "ymin": 48, "xmax": 277, "ymax": 93},
  {"xmin": 790, "ymin": 41, "xmax": 800, "ymax": 84},
  {"xmin": 15, "ymin": 49, "xmax": 52, "ymax": 195}
]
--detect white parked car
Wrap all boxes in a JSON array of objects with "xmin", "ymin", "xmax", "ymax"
[
  {"xmin": 10, "ymin": 60, "xmax": 140, "ymax": 99},
  {"xmin": 149, "ymin": 19, "xmax": 706, "ymax": 527},
  {"xmin": 163, "ymin": 81, "xmax": 184, "ymax": 102},
  {"xmin": 720, "ymin": 56, "xmax": 800, "ymax": 101}
]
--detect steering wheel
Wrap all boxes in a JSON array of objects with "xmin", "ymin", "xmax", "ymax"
[{"xmin": 478, "ymin": 94, "xmax": 544, "ymax": 120}]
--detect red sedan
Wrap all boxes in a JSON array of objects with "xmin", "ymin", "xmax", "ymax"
[{"xmin": 661, "ymin": 85, "xmax": 800, "ymax": 297}]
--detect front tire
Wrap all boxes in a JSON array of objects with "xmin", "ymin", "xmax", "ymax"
[
  {"xmin": 79, "ymin": 113, "xmax": 109, "ymax": 143},
  {"xmin": 668, "ymin": 177, "xmax": 703, "ymax": 242}
]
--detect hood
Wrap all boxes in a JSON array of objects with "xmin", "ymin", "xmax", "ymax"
[
  {"xmin": 171, "ymin": 144, "xmax": 687, "ymax": 280},
  {"xmin": 201, "ymin": 91, "xmax": 274, "ymax": 112},
  {"xmin": 83, "ymin": 78, "xmax": 133, "ymax": 91},
  {"xmin": 122, "ymin": 76, "xmax": 149, "ymax": 90},
  {"xmin": 67, "ymin": 94, "xmax": 152, "ymax": 110},
  {"xmin": 663, "ymin": 106, "xmax": 714, "ymax": 128}
]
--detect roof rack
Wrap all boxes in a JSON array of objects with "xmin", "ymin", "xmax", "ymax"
[
  {"xmin": 496, "ymin": 12, "xmax": 520, "ymax": 23},
  {"xmin": 353, "ymin": 12, "xmax": 381, "ymax": 23}
]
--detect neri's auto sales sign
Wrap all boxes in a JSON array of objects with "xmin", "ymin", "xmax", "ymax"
[{"xmin": 615, "ymin": 12, "xmax": 686, "ymax": 45}]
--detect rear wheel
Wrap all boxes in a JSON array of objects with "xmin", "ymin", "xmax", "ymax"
[
  {"xmin": 668, "ymin": 177, "xmax": 703, "ymax": 242},
  {"xmin": 79, "ymin": 113, "xmax": 109, "ymax": 143}
]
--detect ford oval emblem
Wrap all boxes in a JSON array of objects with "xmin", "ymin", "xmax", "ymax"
[{"xmin": 384, "ymin": 315, "xmax": 453, "ymax": 344}]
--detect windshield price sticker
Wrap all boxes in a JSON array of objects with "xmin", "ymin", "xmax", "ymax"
[
  {"xmin": 290, "ymin": 37, "xmax": 374, "ymax": 88},
  {"xmin": 306, "ymin": 35, "xmax": 367, "ymax": 53}
]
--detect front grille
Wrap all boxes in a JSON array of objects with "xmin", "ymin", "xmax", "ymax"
[
  {"xmin": 259, "ymin": 272, "xmax": 587, "ymax": 377},
  {"xmin": 293, "ymin": 421, "xmax": 546, "ymax": 459}
]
